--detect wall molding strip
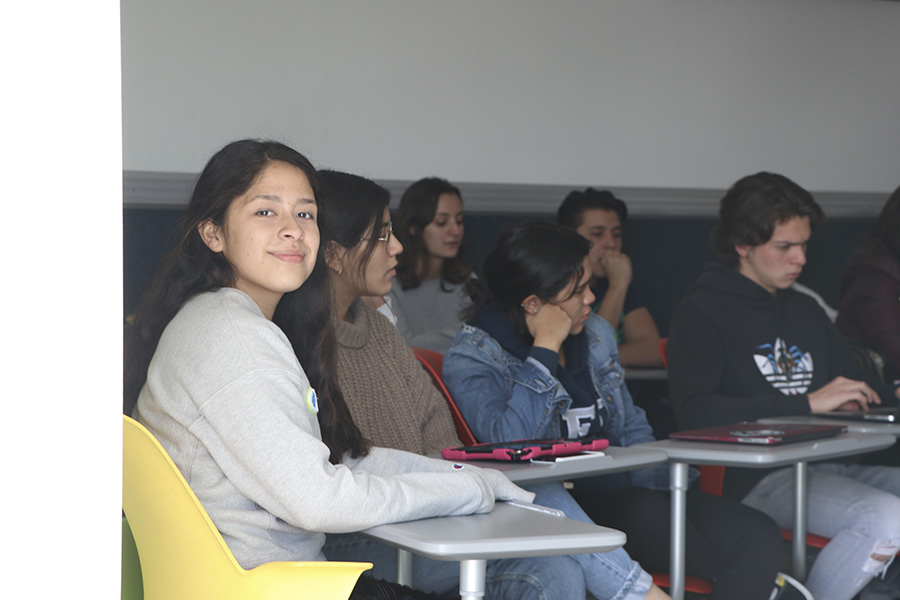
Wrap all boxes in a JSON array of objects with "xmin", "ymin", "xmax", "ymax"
[{"xmin": 124, "ymin": 171, "xmax": 888, "ymax": 218}]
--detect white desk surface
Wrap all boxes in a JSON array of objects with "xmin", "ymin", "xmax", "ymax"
[
  {"xmin": 647, "ymin": 431, "xmax": 895, "ymax": 600},
  {"xmin": 360, "ymin": 501, "xmax": 626, "ymax": 561},
  {"xmin": 642, "ymin": 431, "xmax": 896, "ymax": 467},
  {"xmin": 485, "ymin": 445, "xmax": 668, "ymax": 485},
  {"xmin": 758, "ymin": 414, "xmax": 900, "ymax": 436}
]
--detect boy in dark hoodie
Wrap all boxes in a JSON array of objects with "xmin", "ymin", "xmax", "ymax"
[{"xmin": 668, "ymin": 172, "xmax": 900, "ymax": 600}]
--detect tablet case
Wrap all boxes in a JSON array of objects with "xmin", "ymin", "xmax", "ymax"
[{"xmin": 441, "ymin": 437, "xmax": 610, "ymax": 461}]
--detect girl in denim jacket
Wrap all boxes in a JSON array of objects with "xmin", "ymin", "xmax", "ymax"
[
  {"xmin": 316, "ymin": 170, "xmax": 674, "ymax": 600},
  {"xmin": 443, "ymin": 221, "xmax": 783, "ymax": 600}
]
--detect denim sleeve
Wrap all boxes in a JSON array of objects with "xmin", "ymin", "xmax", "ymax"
[
  {"xmin": 444, "ymin": 331, "xmax": 572, "ymax": 443},
  {"xmin": 586, "ymin": 316, "xmax": 656, "ymax": 446},
  {"xmin": 618, "ymin": 383, "xmax": 656, "ymax": 446}
]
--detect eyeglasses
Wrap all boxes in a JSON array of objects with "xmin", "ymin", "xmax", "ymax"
[{"xmin": 361, "ymin": 223, "xmax": 393, "ymax": 250}]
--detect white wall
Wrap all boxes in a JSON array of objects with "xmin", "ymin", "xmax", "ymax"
[
  {"xmin": 2, "ymin": 0, "xmax": 122, "ymax": 596},
  {"xmin": 122, "ymin": 0, "xmax": 900, "ymax": 193}
]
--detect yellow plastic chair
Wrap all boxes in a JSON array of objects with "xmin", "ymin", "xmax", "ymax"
[
  {"xmin": 122, "ymin": 516, "xmax": 144, "ymax": 600},
  {"xmin": 123, "ymin": 414, "xmax": 371, "ymax": 600}
]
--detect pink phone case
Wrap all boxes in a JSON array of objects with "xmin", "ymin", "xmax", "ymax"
[{"xmin": 441, "ymin": 437, "xmax": 610, "ymax": 461}]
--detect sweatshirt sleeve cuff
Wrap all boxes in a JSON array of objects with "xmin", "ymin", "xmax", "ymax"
[{"xmin": 529, "ymin": 347, "xmax": 560, "ymax": 375}]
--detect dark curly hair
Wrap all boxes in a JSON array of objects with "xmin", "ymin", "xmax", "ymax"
[
  {"xmin": 557, "ymin": 188, "xmax": 628, "ymax": 230},
  {"xmin": 872, "ymin": 185, "xmax": 900, "ymax": 259},
  {"xmin": 710, "ymin": 172, "xmax": 824, "ymax": 268}
]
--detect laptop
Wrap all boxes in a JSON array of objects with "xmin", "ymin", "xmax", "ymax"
[
  {"xmin": 818, "ymin": 406, "xmax": 898, "ymax": 423},
  {"xmin": 669, "ymin": 422, "xmax": 847, "ymax": 445}
]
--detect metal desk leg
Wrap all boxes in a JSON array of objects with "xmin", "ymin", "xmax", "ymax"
[
  {"xmin": 459, "ymin": 559, "xmax": 487, "ymax": 599},
  {"xmin": 396, "ymin": 548, "xmax": 413, "ymax": 586},
  {"xmin": 669, "ymin": 461, "xmax": 690, "ymax": 600},
  {"xmin": 793, "ymin": 461, "xmax": 809, "ymax": 580}
]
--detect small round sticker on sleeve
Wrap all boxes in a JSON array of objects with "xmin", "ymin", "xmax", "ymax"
[
  {"xmin": 306, "ymin": 388, "xmax": 319, "ymax": 415},
  {"xmin": 452, "ymin": 463, "xmax": 464, "ymax": 470}
]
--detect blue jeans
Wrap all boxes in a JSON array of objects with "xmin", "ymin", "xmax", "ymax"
[
  {"xmin": 529, "ymin": 481, "xmax": 652, "ymax": 600},
  {"xmin": 325, "ymin": 481, "xmax": 652, "ymax": 600},
  {"xmin": 570, "ymin": 485, "xmax": 783, "ymax": 600},
  {"xmin": 323, "ymin": 533, "xmax": 586, "ymax": 600},
  {"xmin": 742, "ymin": 462, "xmax": 900, "ymax": 600}
]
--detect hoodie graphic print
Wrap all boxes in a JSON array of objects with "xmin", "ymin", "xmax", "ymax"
[
  {"xmin": 754, "ymin": 337, "xmax": 814, "ymax": 395},
  {"xmin": 667, "ymin": 262, "xmax": 883, "ymax": 499},
  {"xmin": 667, "ymin": 262, "xmax": 879, "ymax": 434}
]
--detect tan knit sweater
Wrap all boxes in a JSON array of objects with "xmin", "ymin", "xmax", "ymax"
[{"xmin": 333, "ymin": 299, "xmax": 462, "ymax": 456}]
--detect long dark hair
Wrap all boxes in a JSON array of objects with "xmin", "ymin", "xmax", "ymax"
[
  {"xmin": 273, "ymin": 269, "xmax": 370, "ymax": 462},
  {"xmin": 124, "ymin": 139, "xmax": 368, "ymax": 462},
  {"xmin": 872, "ymin": 185, "xmax": 900, "ymax": 259},
  {"xmin": 466, "ymin": 221, "xmax": 589, "ymax": 344},
  {"xmin": 317, "ymin": 170, "xmax": 392, "ymax": 278},
  {"xmin": 277, "ymin": 169, "xmax": 389, "ymax": 462},
  {"xmin": 395, "ymin": 177, "xmax": 472, "ymax": 290}
]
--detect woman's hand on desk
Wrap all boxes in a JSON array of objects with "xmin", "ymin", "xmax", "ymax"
[{"xmin": 478, "ymin": 467, "xmax": 535, "ymax": 505}]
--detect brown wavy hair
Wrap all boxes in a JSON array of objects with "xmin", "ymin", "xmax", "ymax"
[
  {"xmin": 395, "ymin": 177, "xmax": 472, "ymax": 290},
  {"xmin": 710, "ymin": 172, "xmax": 825, "ymax": 268}
]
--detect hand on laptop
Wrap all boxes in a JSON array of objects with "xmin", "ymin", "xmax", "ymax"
[
  {"xmin": 837, "ymin": 400, "xmax": 866, "ymax": 413},
  {"xmin": 808, "ymin": 376, "xmax": 881, "ymax": 413}
]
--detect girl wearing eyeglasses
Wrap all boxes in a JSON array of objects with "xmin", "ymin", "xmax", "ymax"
[
  {"xmin": 306, "ymin": 169, "xmax": 674, "ymax": 600},
  {"xmin": 443, "ymin": 221, "xmax": 785, "ymax": 600}
]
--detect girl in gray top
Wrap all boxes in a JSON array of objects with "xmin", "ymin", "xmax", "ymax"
[
  {"xmin": 314, "ymin": 169, "xmax": 672, "ymax": 600},
  {"xmin": 383, "ymin": 177, "xmax": 474, "ymax": 354},
  {"xmin": 124, "ymin": 140, "xmax": 531, "ymax": 598}
]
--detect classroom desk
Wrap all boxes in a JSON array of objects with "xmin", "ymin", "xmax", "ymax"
[
  {"xmin": 361, "ymin": 501, "xmax": 626, "ymax": 600},
  {"xmin": 758, "ymin": 414, "xmax": 900, "ymax": 436},
  {"xmin": 489, "ymin": 445, "xmax": 668, "ymax": 485},
  {"xmin": 643, "ymin": 432, "xmax": 896, "ymax": 600}
]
